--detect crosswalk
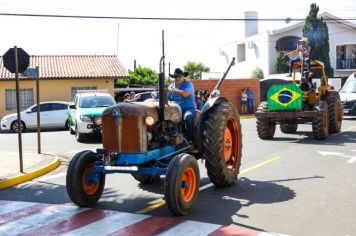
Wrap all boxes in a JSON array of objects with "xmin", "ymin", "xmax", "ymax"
[{"xmin": 0, "ymin": 200, "xmax": 283, "ymax": 236}]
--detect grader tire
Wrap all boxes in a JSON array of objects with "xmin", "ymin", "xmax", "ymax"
[
  {"xmin": 66, "ymin": 150, "xmax": 106, "ymax": 207},
  {"xmin": 164, "ymin": 153, "xmax": 200, "ymax": 216},
  {"xmin": 312, "ymin": 101, "xmax": 329, "ymax": 140},
  {"xmin": 280, "ymin": 122, "xmax": 298, "ymax": 134},
  {"xmin": 325, "ymin": 91, "xmax": 343, "ymax": 133},
  {"xmin": 203, "ymin": 102, "xmax": 242, "ymax": 187},
  {"xmin": 131, "ymin": 174, "xmax": 160, "ymax": 184},
  {"xmin": 256, "ymin": 102, "xmax": 276, "ymax": 139}
]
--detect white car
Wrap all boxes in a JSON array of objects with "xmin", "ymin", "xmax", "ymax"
[
  {"xmin": 1, "ymin": 101, "xmax": 69, "ymax": 133},
  {"xmin": 340, "ymin": 72, "xmax": 356, "ymax": 116},
  {"xmin": 68, "ymin": 91, "xmax": 115, "ymax": 142}
]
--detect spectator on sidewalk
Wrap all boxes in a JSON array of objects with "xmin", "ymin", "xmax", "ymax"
[
  {"xmin": 240, "ymin": 89, "xmax": 248, "ymax": 114},
  {"xmin": 246, "ymin": 87, "xmax": 255, "ymax": 114}
]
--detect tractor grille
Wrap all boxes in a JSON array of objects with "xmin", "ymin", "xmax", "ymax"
[
  {"xmin": 121, "ymin": 116, "xmax": 140, "ymax": 152},
  {"xmin": 102, "ymin": 115, "xmax": 119, "ymax": 152}
]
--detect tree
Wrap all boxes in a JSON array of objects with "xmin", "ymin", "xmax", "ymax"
[
  {"xmin": 251, "ymin": 66, "xmax": 264, "ymax": 80},
  {"xmin": 273, "ymin": 52, "xmax": 290, "ymax": 74},
  {"xmin": 183, "ymin": 61, "xmax": 210, "ymax": 80},
  {"xmin": 128, "ymin": 66, "xmax": 159, "ymax": 86},
  {"xmin": 303, "ymin": 3, "xmax": 333, "ymax": 78}
]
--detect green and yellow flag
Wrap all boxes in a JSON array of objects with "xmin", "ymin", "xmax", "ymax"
[{"xmin": 267, "ymin": 83, "xmax": 302, "ymax": 111}]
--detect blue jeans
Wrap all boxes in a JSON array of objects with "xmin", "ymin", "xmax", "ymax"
[
  {"xmin": 289, "ymin": 56, "xmax": 311, "ymax": 74},
  {"xmin": 247, "ymin": 99, "xmax": 255, "ymax": 113},
  {"xmin": 182, "ymin": 108, "xmax": 195, "ymax": 142}
]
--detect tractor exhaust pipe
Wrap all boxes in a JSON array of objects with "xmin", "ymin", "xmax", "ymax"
[{"xmin": 158, "ymin": 30, "xmax": 165, "ymax": 122}]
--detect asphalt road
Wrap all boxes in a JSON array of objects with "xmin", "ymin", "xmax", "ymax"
[{"xmin": 1, "ymin": 117, "xmax": 356, "ymax": 236}]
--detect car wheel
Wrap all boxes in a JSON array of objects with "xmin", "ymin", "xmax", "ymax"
[
  {"xmin": 75, "ymin": 125, "xmax": 85, "ymax": 142},
  {"xmin": 10, "ymin": 120, "xmax": 26, "ymax": 133}
]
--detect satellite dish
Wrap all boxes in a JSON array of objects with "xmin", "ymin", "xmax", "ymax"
[{"xmin": 285, "ymin": 17, "xmax": 291, "ymax": 24}]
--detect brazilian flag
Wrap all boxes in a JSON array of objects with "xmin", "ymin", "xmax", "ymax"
[{"xmin": 267, "ymin": 83, "xmax": 302, "ymax": 111}]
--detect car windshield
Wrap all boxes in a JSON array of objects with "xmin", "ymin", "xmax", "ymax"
[
  {"xmin": 340, "ymin": 79, "xmax": 356, "ymax": 93},
  {"xmin": 79, "ymin": 96, "xmax": 114, "ymax": 108}
]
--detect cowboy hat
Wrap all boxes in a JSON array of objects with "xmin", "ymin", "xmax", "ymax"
[
  {"xmin": 169, "ymin": 68, "xmax": 189, "ymax": 78},
  {"xmin": 299, "ymin": 37, "xmax": 309, "ymax": 43}
]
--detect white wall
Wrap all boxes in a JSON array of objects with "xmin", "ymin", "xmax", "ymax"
[{"xmin": 326, "ymin": 21, "xmax": 356, "ymax": 77}]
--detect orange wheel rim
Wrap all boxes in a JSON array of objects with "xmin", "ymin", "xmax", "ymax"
[
  {"xmin": 82, "ymin": 163, "xmax": 99, "ymax": 195},
  {"xmin": 181, "ymin": 167, "xmax": 196, "ymax": 203},
  {"xmin": 223, "ymin": 117, "xmax": 240, "ymax": 172}
]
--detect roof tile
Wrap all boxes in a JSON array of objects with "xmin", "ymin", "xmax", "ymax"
[{"xmin": 0, "ymin": 55, "xmax": 129, "ymax": 80}]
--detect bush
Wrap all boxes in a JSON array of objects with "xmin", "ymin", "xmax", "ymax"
[{"xmin": 251, "ymin": 66, "xmax": 264, "ymax": 80}]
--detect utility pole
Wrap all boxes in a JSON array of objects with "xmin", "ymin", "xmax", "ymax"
[{"xmin": 116, "ymin": 23, "xmax": 120, "ymax": 56}]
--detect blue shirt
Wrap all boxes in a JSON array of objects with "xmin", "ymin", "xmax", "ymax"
[
  {"xmin": 246, "ymin": 90, "xmax": 254, "ymax": 100},
  {"xmin": 168, "ymin": 80, "xmax": 195, "ymax": 112}
]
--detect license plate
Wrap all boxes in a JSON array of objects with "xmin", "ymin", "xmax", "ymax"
[{"xmin": 343, "ymin": 109, "xmax": 349, "ymax": 114}]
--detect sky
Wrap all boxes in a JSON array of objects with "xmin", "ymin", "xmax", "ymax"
[{"xmin": 0, "ymin": 0, "xmax": 355, "ymax": 73}]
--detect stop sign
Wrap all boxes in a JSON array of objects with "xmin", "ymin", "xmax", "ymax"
[{"xmin": 3, "ymin": 48, "xmax": 30, "ymax": 73}]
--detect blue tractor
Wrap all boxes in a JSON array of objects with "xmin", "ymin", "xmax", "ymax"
[{"xmin": 66, "ymin": 57, "xmax": 242, "ymax": 216}]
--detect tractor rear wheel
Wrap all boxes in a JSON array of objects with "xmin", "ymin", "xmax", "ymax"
[
  {"xmin": 280, "ymin": 121, "xmax": 298, "ymax": 134},
  {"xmin": 256, "ymin": 102, "xmax": 276, "ymax": 139},
  {"xmin": 312, "ymin": 100, "xmax": 329, "ymax": 140},
  {"xmin": 203, "ymin": 102, "xmax": 242, "ymax": 187},
  {"xmin": 66, "ymin": 150, "xmax": 105, "ymax": 207},
  {"xmin": 164, "ymin": 153, "xmax": 200, "ymax": 216},
  {"xmin": 131, "ymin": 174, "xmax": 160, "ymax": 184},
  {"xmin": 325, "ymin": 91, "xmax": 343, "ymax": 133}
]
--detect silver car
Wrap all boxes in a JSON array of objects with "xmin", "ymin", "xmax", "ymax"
[{"xmin": 0, "ymin": 101, "xmax": 69, "ymax": 132}]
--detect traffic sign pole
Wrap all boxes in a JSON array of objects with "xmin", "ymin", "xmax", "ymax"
[
  {"xmin": 36, "ymin": 66, "xmax": 41, "ymax": 154},
  {"xmin": 14, "ymin": 46, "xmax": 24, "ymax": 173}
]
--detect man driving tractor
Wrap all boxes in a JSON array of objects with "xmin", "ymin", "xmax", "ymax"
[{"xmin": 168, "ymin": 68, "xmax": 195, "ymax": 148}]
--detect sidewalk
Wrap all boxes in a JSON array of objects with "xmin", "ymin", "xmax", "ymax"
[{"xmin": 0, "ymin": 151, "xmax": 61, "ymax": 189}]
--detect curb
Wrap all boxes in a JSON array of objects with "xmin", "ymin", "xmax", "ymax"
[
  {"xmin": 240, "ymin": 115, "xmax": 255, "ymax": 119},
  {"xmin": 0, "ymin": 155, "xmax": 61, "ymax": 189}
]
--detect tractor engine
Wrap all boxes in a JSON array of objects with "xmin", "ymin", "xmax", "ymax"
[{"xmin": 101, "ymin": 101, "xmax": 184, "ymax": 153}]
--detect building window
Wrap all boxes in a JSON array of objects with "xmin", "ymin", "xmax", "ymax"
[
  {"xmin": 71, "ymin": 86, "xmax": 97, "ymax": 100},
  {"xmin": 237, "ymin": 43, "xmax": 246, "ymax": 62},
  {"xmin": 5, "ymin": 88, "xmax": 34, "ymax": 111},
  {"xmin": 336, "ymin": 44, "xmax": 356, "ymax": 70}
]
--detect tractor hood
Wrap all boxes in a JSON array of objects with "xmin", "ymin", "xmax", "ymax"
[{"xmin": 103, "ymin": 101, "xmax": 182, "ymax": 123}]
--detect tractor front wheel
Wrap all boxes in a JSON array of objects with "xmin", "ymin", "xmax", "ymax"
[
  {"xmin": 66, "ymin": 150, "xmax": 105, "ymax": 207},
  {"xmin": 280, "ymin": 121, "xmax": 298, "ymax": 134},
  {"xmin": 164, "ymin": 153, "xmax": 200, "ymax": 216},
  {"xmin": 312, "ymin": 101, "xmax": 329, "ymax": 140},
  {"xmin": 203, "ymin": 102, "xmax": 242, "ymax": 187}
]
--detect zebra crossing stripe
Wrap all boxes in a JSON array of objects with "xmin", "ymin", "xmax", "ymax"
[
  {"xmin": 0, "ymin": 200, "xmax": 287, "ymax": 236},
  {"xmin": 0, "ymin": 204, "xmax": 87, "ymax": 236}
]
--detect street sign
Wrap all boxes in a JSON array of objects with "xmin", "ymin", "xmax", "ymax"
[
  {"xmin": 3, "ymin": 48, "xmax": 30, "ymax": 73},
  {"xmin": 26, "ymin": 68, "xmax": 38, "ymax": 79}
]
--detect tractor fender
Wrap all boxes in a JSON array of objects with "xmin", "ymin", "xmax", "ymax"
[{"xmin": 196, "ymin": 96, "xmax": 229, "ymax": 153}]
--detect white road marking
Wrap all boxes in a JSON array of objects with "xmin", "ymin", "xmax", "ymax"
[
  {"xmin": 62, "ymin": 212, "xmax": 149, "ymax": 236},
  {"xmin": 0, "ymin": 205, "xmax": 86, "ymax": 236},
  {"xmin": 35, "ymin": 172, "xmax": 67, "ymax": 182},
  {"xmin": 0, "ymin": 201, "xmax": 37, "ymax": 215},
  {"xmin": 318, "ymin": 151, "xmax": 356, "ymax": 164},
  {"xmin": 158, "ymin": 220, "xmax": 221, "ymax": 236}
]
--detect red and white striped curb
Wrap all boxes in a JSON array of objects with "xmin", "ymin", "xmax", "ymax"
[{"xmin": 0, "ymin": 200, "xmax": 285, "ymax": 236}]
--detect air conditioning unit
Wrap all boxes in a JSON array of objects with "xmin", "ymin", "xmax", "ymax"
[{"xmin": 248, "ymin": 41, "xmax": 255, "ymax": 49}]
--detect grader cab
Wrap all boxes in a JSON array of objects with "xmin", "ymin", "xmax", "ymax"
[{"xmin": 256, "ymin": 59, "xmax": 343, "ymax": 140}]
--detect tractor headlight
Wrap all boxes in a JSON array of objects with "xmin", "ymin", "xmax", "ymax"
[
  {"xmin": 80, "ymin": 115, "xmax": 92, "ymax": 122},
  {"xmin": 145, "ymin": 116, "xmax": 155, "ymax": 126}
]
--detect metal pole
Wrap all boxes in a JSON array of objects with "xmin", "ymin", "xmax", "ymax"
[
  {"xmin": 36, "ymin": 66, "xmax": 41, "ymax": 154},
  {"xmin": 14, "ymin": 46, "xmax": 23, "ymax": 173},
  {"xmin": 116, "ymin": 23, "xmax": 120, "ymax": 56}
]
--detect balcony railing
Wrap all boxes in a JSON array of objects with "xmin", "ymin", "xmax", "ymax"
[{"xmin": 336, "ymin": 59, "xmax": 356, "ymax": 70}]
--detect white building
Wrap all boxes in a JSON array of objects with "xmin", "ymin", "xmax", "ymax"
[{"xmin": 219, "ymin": 12, "xmax": 356, "ymax": 79}]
